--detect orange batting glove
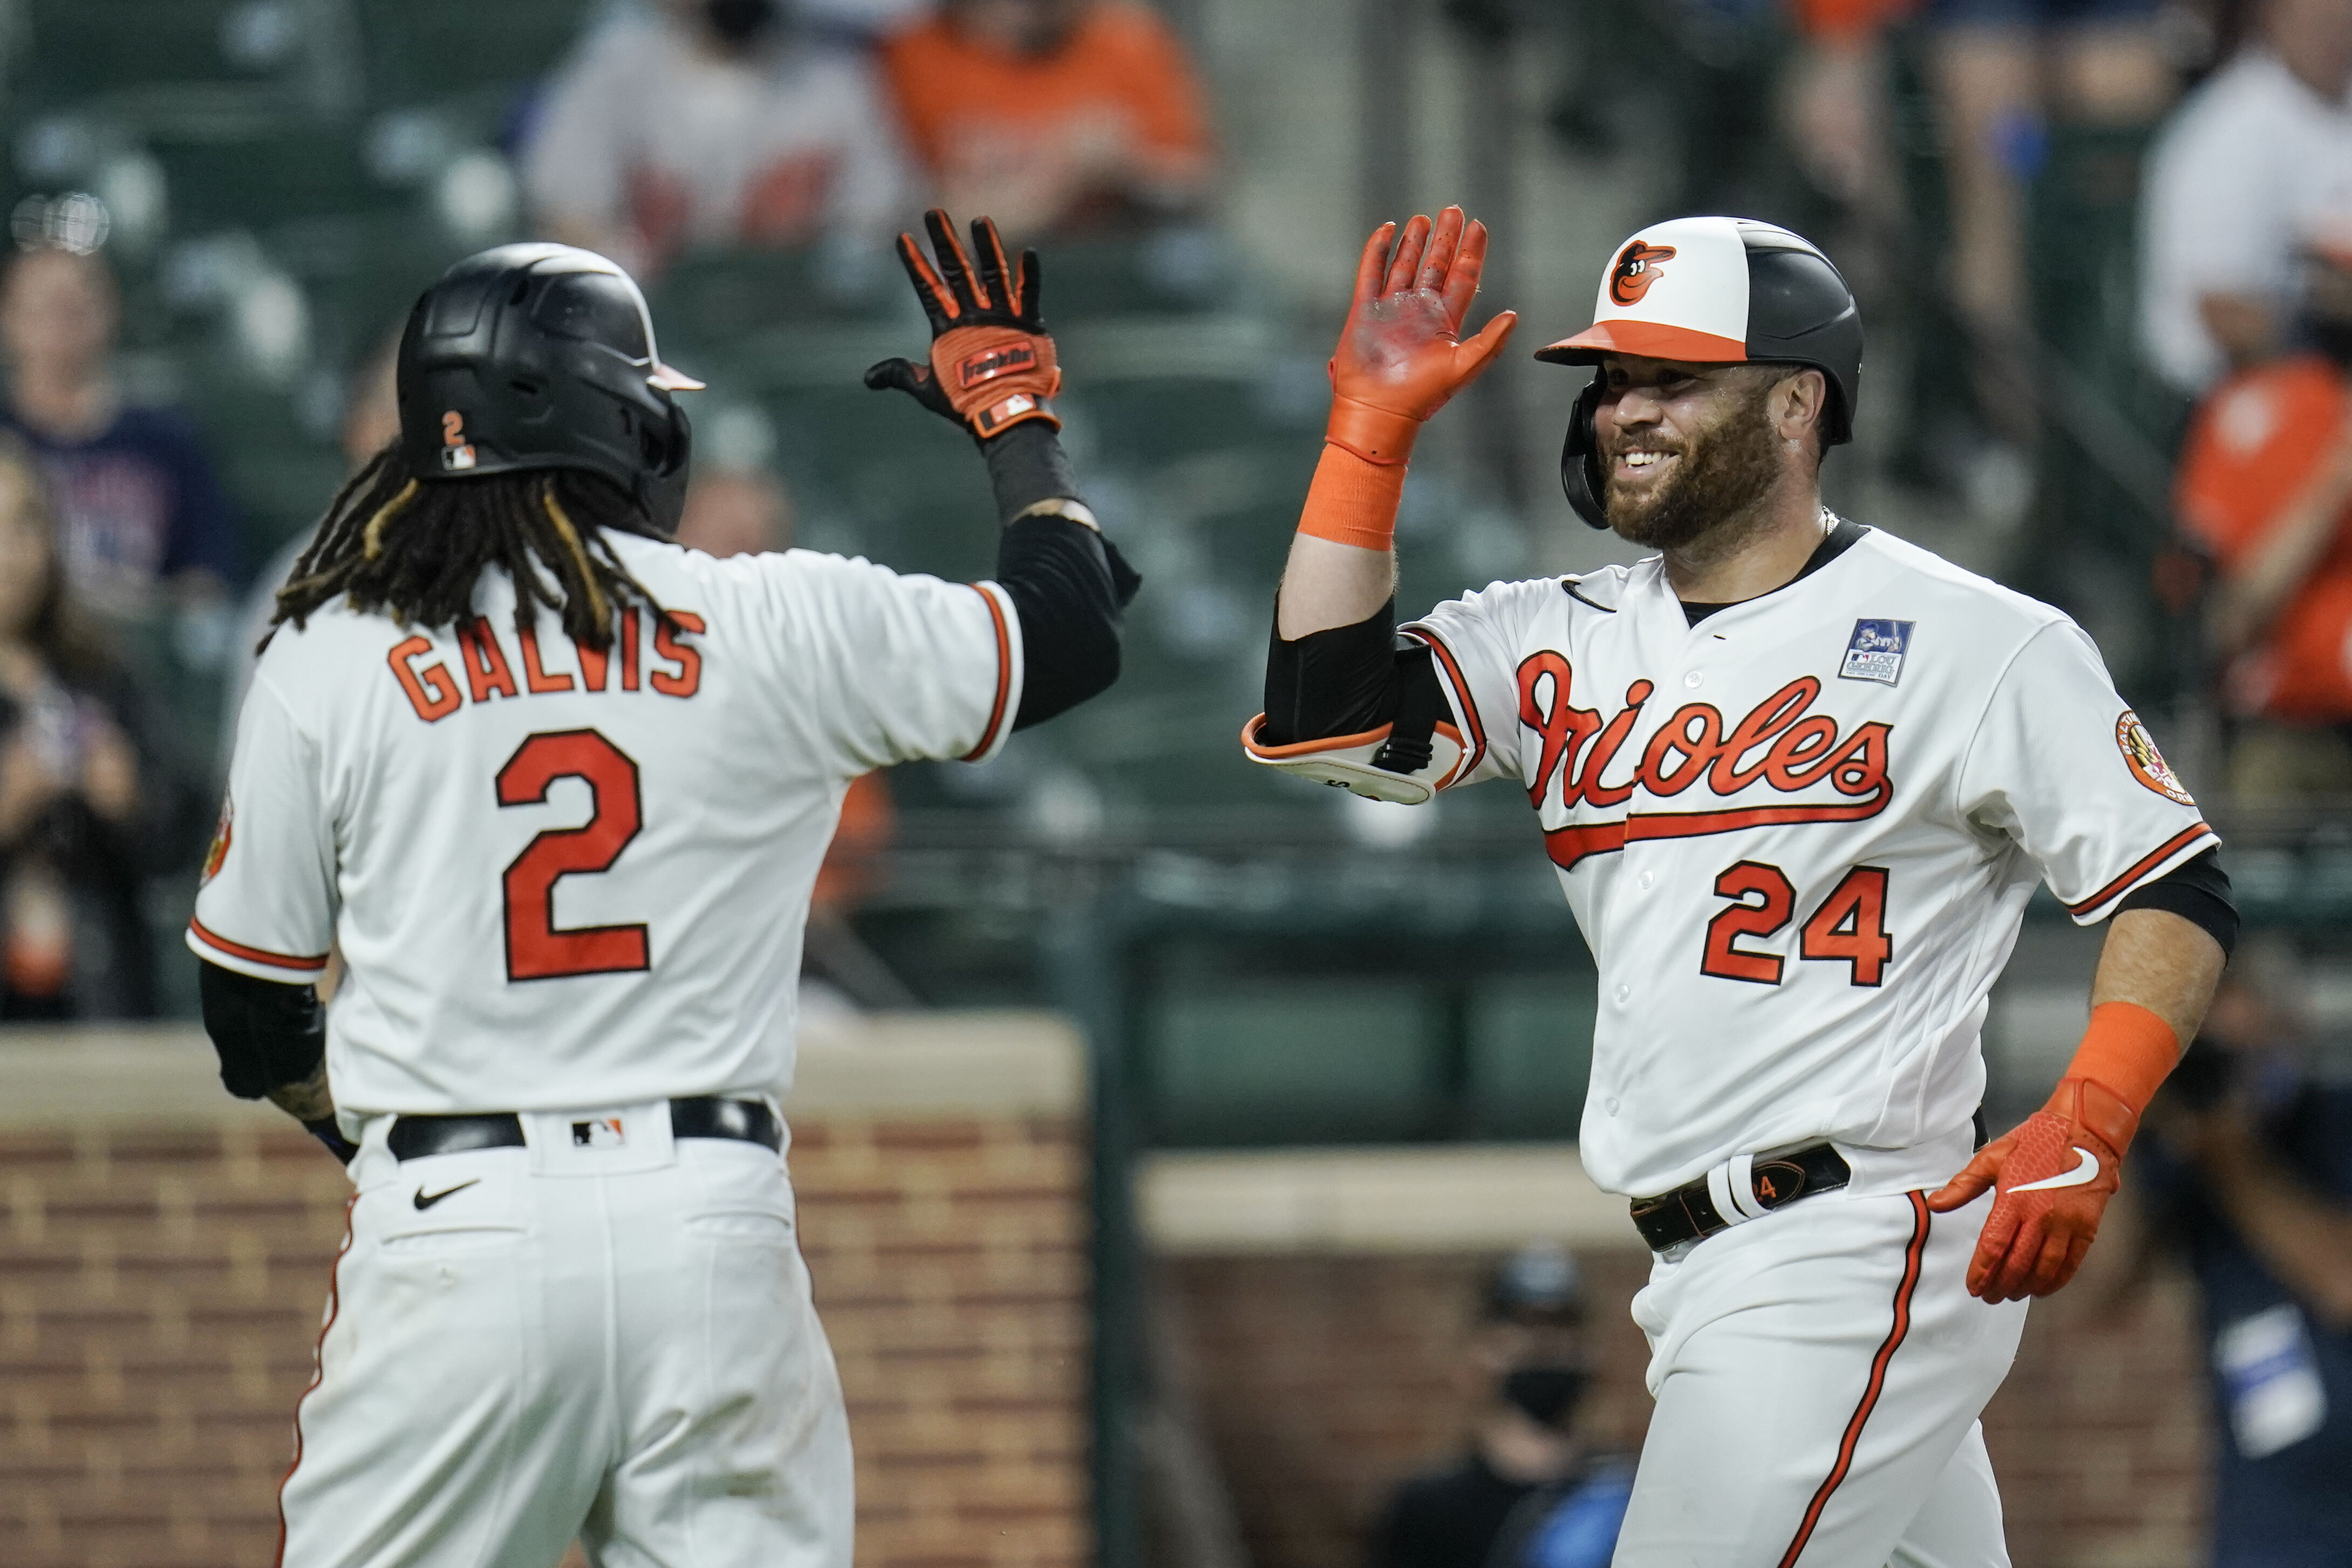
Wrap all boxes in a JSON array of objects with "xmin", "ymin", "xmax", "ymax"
[
  {"xmin": 1927, "ymin": 1001, "xmax": 2177, "ymax": 1303},
  {"xmin": 1324, "ymin": 206, "xmax": 1518, "ymax": 467},
  {"xmin": 866, "ymin": 209, "xmax": 1061, "ymax": 439}
]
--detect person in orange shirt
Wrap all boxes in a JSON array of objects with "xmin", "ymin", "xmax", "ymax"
[
  {"xmin": 2176, "ymin": 240, "xmax": 2352, "ymax": 799},
  {"xmin": 882, "ymin": 0, "xmax": 1213, "ymax": 240}
]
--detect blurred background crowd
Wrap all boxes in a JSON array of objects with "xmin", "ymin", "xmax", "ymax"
[{"xmin": 1, "ymin": 0, "xmax": 2349, "ymax": 1564}]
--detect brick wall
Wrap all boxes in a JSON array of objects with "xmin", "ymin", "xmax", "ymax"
[
  {"xmin": 1160, "ymin": 1233, "xmax": 2213, "ymax": 1568},
  {"xmin": 0, "ymin": 1020, "xmax": 1089, "ymax": 1568}
]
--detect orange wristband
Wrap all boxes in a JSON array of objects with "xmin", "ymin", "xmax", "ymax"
[
  {"xmin": 2064, "ymin": 1000, "xmax": 2180, "ymax": 1116},
  {"xmin": 1297, "ymin": 441, "xmax": 1408, "ymax": 551}
]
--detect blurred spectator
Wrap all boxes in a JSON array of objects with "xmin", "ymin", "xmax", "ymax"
[
  {"xmin": 1781, "ymin": 0, "xmax": 1907, "ymax": 226},
  {"xmin": 522, "ymin": 0, "xmax": 911, "ymax": 279},
  {"xmin": 674, "ymin": 459, "xmax": 911, "ymax": 1010},
  {"xmin": 677, "ymin": 465, "xmax": 796, "ymax": 563},
  {"xmin": 1925, "ymin": 0, "xmax": 2177, "ymax": 428},
  {"xmin": 882, "ymin": 0, "xmax": 1214, "ymax": 239},
  {"xmin": 0, "ymin": 246, "xmax": 239, "ymax": 621},
  {"xmin": 0, "ymin": 434, "xmax": 166, "ymax": 1019},
  {"xmin": 1368, "ymin": 1246, "xmax": 1630, "ymax": 1568},
  {"xmin": 2173, "ymin": 237, "xmax": 2352, "ymax": 797},
  {"xmin": 2137, "ymin": 945, "xmax": 2352, "ymax": 1560},
  {"xmin": 222, "ymin": 332, "xmax": 402, "ymax": 763},
  {"xmin": 2142, "ymin": 0, "xmax": 2352, "ymax": 396}
]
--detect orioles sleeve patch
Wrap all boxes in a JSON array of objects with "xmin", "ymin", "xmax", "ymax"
[
  {"xmin": 2116, "ymin": 711, "xmax": 2195, "ymax": 806},
  {"xmin": 200, "ymin": 794, "xmax": 234, "ymax": 887}
]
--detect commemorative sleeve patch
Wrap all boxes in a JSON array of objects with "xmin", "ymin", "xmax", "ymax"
[
  {"xmin": 2116, "ymin": 711, "xmax": 2196, "ymax": 805},
  {"xmin": 1839, "ymin": 619, "xmax": 1913, "ymax": 686}
]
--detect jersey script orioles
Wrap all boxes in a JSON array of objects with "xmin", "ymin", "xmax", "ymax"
[
  {"xmin": 191, "ymin": 535, "xmax": 1019, "ymax": 1117},
  {"xmin": 1393, "ymin": 521, "xmax": 2213, "ymax": 1199},
  {"xmin": 1249, "ymin": 516, "xmax": 2215, "ymax": 1564}
]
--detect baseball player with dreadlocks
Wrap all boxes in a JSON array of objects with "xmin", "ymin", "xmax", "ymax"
[
  {"xmin": 189, "ymin": 213, "xmax": 1133, "ymax": 1566},
  {"xmin": 1246, "ymin": 208, "xmax": 2238, "ymax": 1564}
]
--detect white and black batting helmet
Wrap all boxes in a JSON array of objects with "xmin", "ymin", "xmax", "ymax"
[{"xmin": 1535, "ymin": 216, "xmax": 1862, "ymax": 529}]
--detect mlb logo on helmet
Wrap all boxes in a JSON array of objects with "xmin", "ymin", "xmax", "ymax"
[
  {"xmin": 440, "ymin": 410, "xmax": 476, "ymax": 472},
  {"xmin": 1840, "ymin": 619, "xmax": 1914, "ymax": 686}
]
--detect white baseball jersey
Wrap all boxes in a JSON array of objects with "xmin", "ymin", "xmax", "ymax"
[
  {"xmin": 189, "ymin": 531, "xmax": 1020, "ymax": 1117},
  {"xmin": 1399, "ymin": 524, "xmax": 2212, "ymax": 1198}
]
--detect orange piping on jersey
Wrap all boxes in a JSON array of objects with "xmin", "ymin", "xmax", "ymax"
[
  {"xmin": 1400, "ymin": 625, "xmax": 1487, "ymax": 786},
  {"xmin": 2063, "ymin": 823, "xmax": 2218, "ymax": 917},
  {"xmin": 188, "ymin": 918, "xmax": 330, "ymax": 973},
  {"xmin": 456, "ymin": 618, "xmax": 519, "ymax": 703},
  {"xmin": 960, "ymin": 585, "xmax": 1014, "ymax": 762},
  {"xmin": 621, "ymin": 609, "xmax": 642, "ymax": 692},
  {"xmin": 517, "ymin": 625, "xmax": 576, "ymax": 694},
  {"xmin": 386, "ymin": 636, "xmax": 461, "ymax": 722},
  {"xmin": 649, "ymin": 611, "xmax": 706, "ymax": 698},
  {"xmin": 1777, "ymin": 1192, "xmax": 1930, "ymax": 1568},
  {"xmin": 274, "ymin": 1196, "xmax": 354, "ymax": 1568}
]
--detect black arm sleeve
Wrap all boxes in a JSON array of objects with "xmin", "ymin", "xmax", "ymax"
[
  {"xmin": 197, "ymin": 959, "xmax": 326, "ymax": 1099},
  {"xmin": 2115, "ymin": 847, "xmax": 2239, "ymax": 958},
  {"xmin": 980, "ymin": 422, "xmax": 1141, "ymax": 731},
  {"xmin": 1260, "ymin": 598, "xmax": 1445, "ymax": 747}
]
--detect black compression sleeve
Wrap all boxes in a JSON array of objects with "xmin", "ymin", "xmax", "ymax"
[
  {"xmin": 2116, "ymin": 848, "xmax": 2239, "ymax": 958},
  {"xmin": 974, "ymin": 422, "xmax": 1139, "ymax": 730},
  {"xmin": 997, "ymin": 515, "xmax": 1142, "ymax": 730},
  {"xmin": 1261, "ymin": 601, "xmax": 1447, "ymax": 747},
  {"xmin": 981, "ymin": 421, "xmax": 1081, "ymax": 524},
  {"xmin": 198, "ymin": 959, "xmax": 326, "ymax": 1100}
]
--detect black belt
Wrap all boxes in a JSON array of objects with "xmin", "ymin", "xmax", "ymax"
[
  {"xmin": 1628, "ymin": 1142, "xmax": 1851, "ymax": 1252},
  {"xmin": 387, "ymin": 1096, "xmax": 781, "ymax": 1161}
]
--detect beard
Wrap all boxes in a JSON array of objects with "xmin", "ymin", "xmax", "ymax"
[{"xmin": 1603, "ymin": 379, "xmax": 1785, "ymax": 551}]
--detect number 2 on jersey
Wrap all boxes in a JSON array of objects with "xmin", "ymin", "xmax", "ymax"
[
  {"xmin": 496, "ymin": 729, "xmax": 649, "ymax": 982},
  {"xmin": 1701, "ymin": 863, "xmax": 1890, "ymax": 987}
]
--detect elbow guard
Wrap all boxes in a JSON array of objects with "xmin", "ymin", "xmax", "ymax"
[{"xmin": 1239, "ymin": 715, "xmax": 1467, "ymax": 805}]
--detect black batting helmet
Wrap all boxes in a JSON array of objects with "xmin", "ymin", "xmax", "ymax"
[
  {"xmin": 396, "ymin": 244, "xmax": 704, "ymax": 536},
  {"xmin": 1535, "ymin": 217, "xmax": 1862, "ymax": 530}
]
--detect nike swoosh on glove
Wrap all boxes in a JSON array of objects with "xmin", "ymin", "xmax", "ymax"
[
  {"xmin": 865, "ymin": 209, "xmax": 1061, "ymax": 440},
  {"xmin": 1926, "ymin": 1075, "xmax": 2136, "ymax": 1303}
]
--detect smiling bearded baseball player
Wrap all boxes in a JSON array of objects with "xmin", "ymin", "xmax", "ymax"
[
  {"xmin": 188, "ymin": 212, "xmax": 1135, "ymax": 1566},
  {"xmin": 1244, "ymin": 208, "xmax": 2237, "ymax": 1564}
]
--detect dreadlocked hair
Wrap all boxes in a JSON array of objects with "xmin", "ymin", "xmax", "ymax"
[{"xmin": 270, "ymin": 444, "xmax": 673, "ymax": 653}]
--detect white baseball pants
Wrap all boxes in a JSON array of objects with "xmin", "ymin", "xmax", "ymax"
[
  {"xmin": 278, "ymin": 1107, "xmax": 854, "ymax": 1568},
  {"xmin": 1612, "ymin": 1177, "xmax": 2028, "ymax": 1567}
]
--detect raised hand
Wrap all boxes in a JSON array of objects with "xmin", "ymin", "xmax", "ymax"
[
  {"xmin": 1325, "ymin": 206, "xmax": 1518, "ymax": 465},
  {"xmin": 865, "ymin": 209, "xmax": 1061, "ymax": 439}
]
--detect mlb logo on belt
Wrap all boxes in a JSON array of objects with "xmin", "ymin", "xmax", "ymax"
[
  {"xmin": 1840, "ymin": 619, "xmax": 1913, "ymax": 686},
  {"xmin": 571, "ymin": 1116, "xmax": 625, "ymax": 1148}
]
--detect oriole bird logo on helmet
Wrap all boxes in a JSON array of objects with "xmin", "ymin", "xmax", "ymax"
[{"xmin": 1608, "ymin": 241, "xmax": 1677, "ymax": 306}]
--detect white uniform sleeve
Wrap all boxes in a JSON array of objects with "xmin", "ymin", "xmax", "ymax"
[
  {"xmin": 1403, "ymin": 578, "xmax": 1542, "ymax": 790},
  {"xmin": 767, "ymin": 551, "xmax": 1023, "ymax": 772},
  {"xmin": 187, "ymin": 674, "xmax": 337, "ymax": 983},
  {"xmin": 1955, "ymin": 619, "xmax": 2219, "ymax": 924}
]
